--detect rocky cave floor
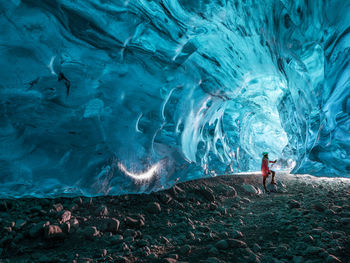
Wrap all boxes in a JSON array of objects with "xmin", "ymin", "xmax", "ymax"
[{"xmin": 0, "ymin": 173, "xmax": 350, "ymax": 263}]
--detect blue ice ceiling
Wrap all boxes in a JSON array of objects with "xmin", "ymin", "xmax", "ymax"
[{"xmin": 0, "ymin": 0, "xmax": 349, "ymax": 197}]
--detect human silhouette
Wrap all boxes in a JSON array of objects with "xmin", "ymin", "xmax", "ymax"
[{"xmin": 261, "ymin": 152, "xmax": 277, "ymax": 192}]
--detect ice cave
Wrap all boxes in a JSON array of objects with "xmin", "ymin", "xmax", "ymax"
[{"xmin": 0, "ymin": 0, "xmax": 349, "ymax": 198}]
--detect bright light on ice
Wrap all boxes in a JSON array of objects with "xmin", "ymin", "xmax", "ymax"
[{"xmin": 118, "ymin": 162, "xmax": 161, "ymax": 180}]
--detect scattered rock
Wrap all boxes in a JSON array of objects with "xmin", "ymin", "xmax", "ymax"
[
  {"xmin": 246, "ymin": 248, "xmax": 261, "ymax": 263},
  {"xmin": 77, "ymin": 226, "xmax": 100, "ymax": 240},
  {"xmin": 214, "ymin": 184, "xmax": 237, "ymax": 197},
  {"xmin": 83, "ymin": 198, "xmax": 93, "ymax": 207},
  {"xmin": 303, "ymin": 235, "xmax": 315, "ymax": 243},
  {"xmin": 340, "ymin": 218, "xmax": 350, "ymax": 225},
  {"xmin": 3, "ymin": 226, "xmax": 12, "ymax": 233},
  {"xmin": 208, "ymin": 246, "xmax": 219, "ymax": 255},
  {"xmin": 209, "ymin": 202, "xmax": 218, "ymax": 210},
  {"xmin": 59, "ymin": 210, "xmax": 71, "ymax": 223},
  {"xmin": 95, "ymin": 205, "xmax": 109, "ymax": 217},
  {"xmin": 341, "ymin": 211, "xmax": 350, "ymax": 217},
  {"xmin": 311, "ymin": 227, "xmax": 325, "ymax": 235},
  {"xmin": 114, "ymin": 256, "xmax": 130, "ymax": 263},
  {"xmin": 328, "ymin": 191, "xmax": 335, "ymax": 197},
  {"xmin": 168, "ymin": 254, "xmax": 178, "ymax": 260},
  {"xmin": 0, "ymin": 173, "xmax": 349, "ymax": 262},
  {"xmin": 313, "ymin": 203, "xmax": 326, "ymax": 212},
  {"xmin": 241, "ymin": 197, "xmax": 251, "ymax": 203},
  {"xmin": 53, "ymin": 203, "xmax": 64, "ymax": 213},
  {"xmin": 147, "ymin": 252, "xmax": 158, "ymax": 259},
  {"xmin": 162, "ymin": 258, "xmax": 177, "ymax": 263},
  {"xmin": 292, "ymin": 256, "xmax": 304, "ymax": 263},
  {"xmin": 326, "ymin": 254, "xmax": 342, "ymax": 263},
  {"xmin": 179, "ymin": 244, "xmax": 191, "ymax": 254},
  {"xmin": 145, "ymin": 202, "xmax": 161, "ymax": 214},
  {"xmin": 331, "ymin": 231, "xmax": 345, "ymax": 239},
  {"xmin": 288, "ymin": 200, "xmax": 301, "ymax": 209},
  {"xmin": 232, "ymin": 230, "xmax": 243, "ymax": 239},
  {"xmin": 215, "ymin": 240, "xmax": 229, "ymax": 250},
  {"xmin": 110, "ymin": 234, "xmax": 124, "ymax": 245},
  {"xmin": 168, "ymin": 185, "xmax": 185, "ymax": 201},
  {"xmin": 276, "ymin": 244, "xmax": 289, "ymax": 255},
  {"xmin": 79, "ymin": 258, "xmax": 93, "ymax": 263},
  {"xmin": 267, "ymin": 184, "xmax": 278, "ymax": 192},
  {"xmin": 124, "ymin": 229, "xmax": 137, "ymax": 238},
  {"xmin": 160, "ymin": 236, "xmax": 170, "ymax": 244},
  {"xmin": 136, "ymin": 239, "xmax": 148, "ymax": 247},
  {"xmin": 67, "ymin": 203, "xmax": 79, "ymax": 211},
  {"xmin": 304, "ymin": 246, "xmax": 325, "ymax": 255},
  {"xmin": 196, "ymin": 186, "xmax": 215, "ymax": 201},
  {"xmin": 241, "ymin": 184, "xmax": 261, "ymax": 195},
  {"xmin": 29, "ymin": 221, "xmax": 49, "ymax": 238},
  {"xmin": 227, "ymin": 239, "xmax": 247, "ymax": 248},
  {"xmin": 158, "ymin": 194, "xmax": 173, "ymax": 204},
  {"xmin": 62, "ymin": 222, "xmax": 70, "ymax": 234},
  {"xmin": 73, "ymin": 197, "xmax": 83, "ymax": 205},
  {"xmin": 331, "ymin": 206, "xmax": 343, "ymax": 212},
  {"xmin": 326, "ymin": 209, "xmax": 336, "ymax": 215},
  {"xmin": 14, "ymin": 219, "xmax": 26, "ymax": 230},
  {"xmin": 206, "ymin": 257, "xmax": 225, "ymax": 263},
  {"xmin": 125, "ymin": 216, "xmax": 144, "ymax": 229},
  {"xmin": 95, "ymin": 249, "xmax": 107, "ymax": 258},
  {"xmin": 252, "ymin": 243, "xmax": 261, "ymax": 253},
  {"xmin": 101, "ymin": 218, "xmax": 120, "ymax": 233},
  {"xmin": 44, "ymin": 225, "xmax": 64, "ymax": 239},
  {"xmin": 69, "ymin": 218, "xmax": 79, "ymax": 232},
  {"xmin": 321, "ymin": 231, "xmax": 333, "ymax": 239}
]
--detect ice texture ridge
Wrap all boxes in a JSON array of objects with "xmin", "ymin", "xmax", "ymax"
[{"xmin": 0, "ymin": 0, "xmax": 349, "ymax": 197}]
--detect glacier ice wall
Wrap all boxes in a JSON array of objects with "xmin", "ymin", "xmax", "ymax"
[{"xmin": 0, "ymin": 0, "xmax": 349, "ymax": 197}]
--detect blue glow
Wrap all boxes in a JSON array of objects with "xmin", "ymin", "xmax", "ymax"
[{"xmin": 0, "ymin": 0, "xmax": 349, "ymax": 197}]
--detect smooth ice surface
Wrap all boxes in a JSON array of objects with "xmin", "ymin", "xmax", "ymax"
[{"xmin": 0, "ymin": 0, "xmax": 349, "ymax": 197}]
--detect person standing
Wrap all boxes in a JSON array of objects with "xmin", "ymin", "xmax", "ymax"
[{"xmin": 261, "ymin": 152, "xmax": 277, "ymax": 192}]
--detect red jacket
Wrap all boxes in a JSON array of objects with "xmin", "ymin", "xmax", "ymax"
[{"xmin": 261, "ymin": 157, "xmax": 275, "ymax": 176}]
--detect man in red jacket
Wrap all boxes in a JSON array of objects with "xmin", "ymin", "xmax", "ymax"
[{"xmin": 261, "ymin": 152, "xmax": 277, "ymax": 192}]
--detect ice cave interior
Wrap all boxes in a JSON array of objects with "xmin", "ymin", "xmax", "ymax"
[{"xmin": 0, "ymin": 0, "xmax": 349, "ymax": 197}]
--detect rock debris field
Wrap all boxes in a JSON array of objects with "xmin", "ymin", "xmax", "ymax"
[{"xmin": 0, "ymin": 173, "xmax": 350, "ymax": 263}]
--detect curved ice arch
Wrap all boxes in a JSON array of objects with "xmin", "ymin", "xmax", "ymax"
[{"xmin": 0, "ymin": 0, "xmax": 349, "ymax": 197}]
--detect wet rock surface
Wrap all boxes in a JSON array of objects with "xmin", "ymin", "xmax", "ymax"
[{"xmin": 0, "ymin": 173, "xmax": 350, "ymax": 262}]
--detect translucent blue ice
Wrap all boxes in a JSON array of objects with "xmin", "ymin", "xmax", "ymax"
[{"xmin": 0, "ymin": 0, "xmax": 349, "ymax": 197}]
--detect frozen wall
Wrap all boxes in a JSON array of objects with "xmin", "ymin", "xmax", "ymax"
[{"xmin": 0, "ymin": 0, "xmax": 349, "ymax": 197}]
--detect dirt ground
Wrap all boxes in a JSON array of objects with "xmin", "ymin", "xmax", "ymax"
[{"xmin": 0, "ymin": 173, "xmax": 350, "ymax": 263}]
